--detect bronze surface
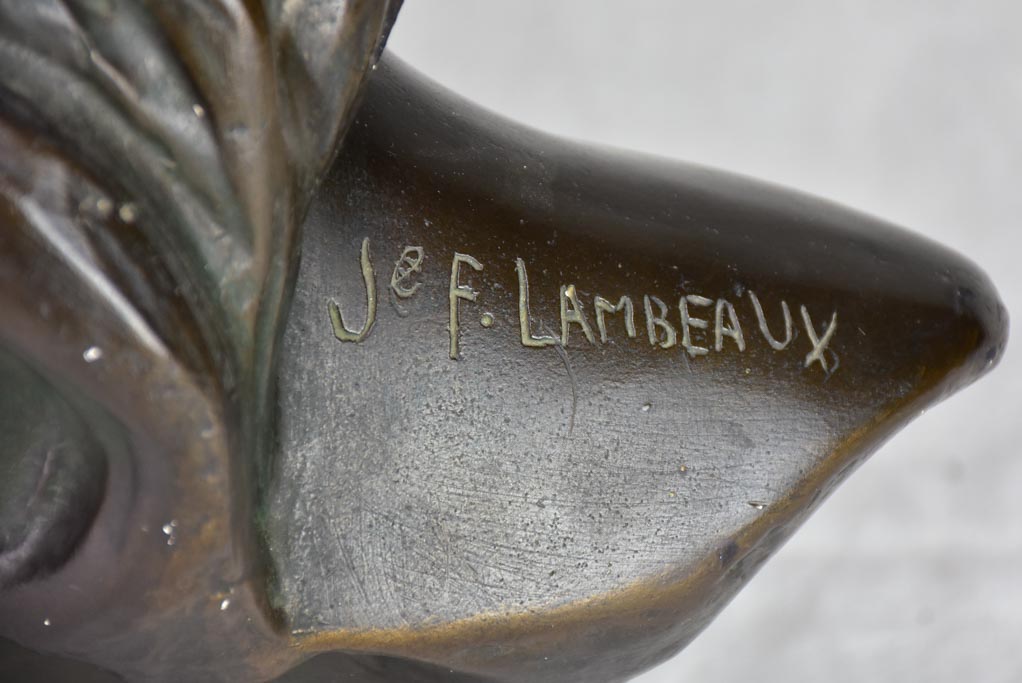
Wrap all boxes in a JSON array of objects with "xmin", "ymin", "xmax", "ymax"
[{"xmin": 0, "ymin": 3, "xmax": 1008, "ymax": 682}]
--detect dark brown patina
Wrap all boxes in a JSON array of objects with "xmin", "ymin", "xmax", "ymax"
[{"xmin": 0, "ymin": 3, "xmax": 1007, "ymax": 681}]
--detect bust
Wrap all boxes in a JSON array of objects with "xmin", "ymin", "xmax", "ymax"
[{"xmin": 0, "ymin": 3, "xmax": 1008, "ymax": 682}]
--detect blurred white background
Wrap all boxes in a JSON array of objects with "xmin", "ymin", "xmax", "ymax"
[{"xmin": 388, "ymin": 2, "xmax": 1020, "ymax": 682}]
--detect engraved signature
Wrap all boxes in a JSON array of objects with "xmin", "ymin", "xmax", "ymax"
[{"xmin": 328, "ymin": 238, "xmax": 838, "ymax": 375}]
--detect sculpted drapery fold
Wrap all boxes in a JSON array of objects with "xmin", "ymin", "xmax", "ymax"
[
  {"xmin": 0, "ymin": 0, "xmax": 401, "ymax": 495},
  {"xmin": 0, "ymin": 1, "xmax": 401, "ymax": 677}
]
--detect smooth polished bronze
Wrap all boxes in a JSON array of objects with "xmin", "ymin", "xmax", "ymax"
[{"xmin": 0, "ymin": 2, "xmax": 1008, "ymax": 682}]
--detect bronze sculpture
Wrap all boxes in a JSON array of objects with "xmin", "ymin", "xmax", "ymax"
[{"xmin": 0, "ymin": 2, "xmax": 1008, "ymax": 681}]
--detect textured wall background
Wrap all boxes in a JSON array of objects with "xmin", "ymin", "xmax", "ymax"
[{"xmin": 388, "ymin": 2, "xmax": 1021, "ymax": 681}]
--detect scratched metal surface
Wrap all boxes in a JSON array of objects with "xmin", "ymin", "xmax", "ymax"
[
  {"xmin": 385, "ymin": 1, "xmax": 1022, "ymax": 681},
  {"xmin": 271, "ymin": 176, "xmax": 828, "ymax": 629},
  {"xmin": 273, "ymin": 233, "xmax": 827, "ymax": 630},
  {"xmin": 265, "ymin": 54, "xmax": 997, "ymax": 641}
]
